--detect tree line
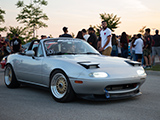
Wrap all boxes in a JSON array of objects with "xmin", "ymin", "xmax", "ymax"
[
  {"xmin": 1, "ymin": 0, "xmax": 148, "ymax": 43},
  {"xmin": 0, "ymin": 0, "xmax": 49, "ymax": 43}
]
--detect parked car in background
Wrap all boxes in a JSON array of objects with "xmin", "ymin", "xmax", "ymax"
[{"xmin": 4, "ymin": 38, "xmax": 146, "ymax": 102}]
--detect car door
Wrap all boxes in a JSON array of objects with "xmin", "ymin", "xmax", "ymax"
[{"xmin": 16, "ymin": 43, "xmax": 44, "ymax": 85}]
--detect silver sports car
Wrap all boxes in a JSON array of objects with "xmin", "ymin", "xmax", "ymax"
[{"xmin": 4, "ymin": 38, "xmax": 146, "ymax": 102}]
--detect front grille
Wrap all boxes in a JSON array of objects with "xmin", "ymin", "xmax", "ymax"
[{"xmin": 105, "ymin": 83, "xmax": 138, "ymax": 91}]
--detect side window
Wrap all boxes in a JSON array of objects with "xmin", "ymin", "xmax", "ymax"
[
  {"xmin": 37, "ymin": 43, "xmax": 44, "ymax": 57},
  {"xmin": 32, "ymin": 41, "xmax": 39, "ymax": 50}
]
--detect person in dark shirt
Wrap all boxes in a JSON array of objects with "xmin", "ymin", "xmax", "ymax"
[
  {"xmin": 120, "ymin": 32, "xmax": 129, "ymax": 58},
  {"xmin": 0, "ymin": 37, "xmax": 7, "ymax": 60},
  {"xmin": 143, "ymin": 28, "xmax": 152, "ymax": 68},
  {"xmin": 76, "ymin": 31, "xmax": 84, "ymax": 40},
  {"xmin": 59, "ymin": 27, "xmax": 72, "ymax": 38},
  {"xmin": 10, "ymin": 34, "xmax": 22, "ymax": 53},
  {"xmin": 87, "ymin": 27, "xmax": 97, "ymax": 50},
  {"xmin": 111, "ymin": 34, "xmax": 118, "ymax": 56},
  {"xmin": 152, "ymin": 29, "xmax": 160, "ymax": 64},
  {"xmin": 41, "ymin": 35, "xmax": 47, "ymax": 39}
]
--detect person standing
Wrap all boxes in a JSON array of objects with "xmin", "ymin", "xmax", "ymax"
[
  {"xmin": 82, "ymin": 29, "xmax": 90, "ymax": 41},
  {"xmin": 111, "ymin": 34, "xmax": 118, "ymax": 56},
  {"xmin": 87, "ymin": 27, "xmax": 98, "ymax": 49},
  {"xmin": 76, "ymin": 31, "xmax": 84, "ymax": 40},
  {"xmin": 133, "ymin": 34, "xmax": 144, "ymax": 62},
  {"xmin": 117, "ymin": 35, "xmax": 121, "ymax": 57},
  {"xmin": 151, "ymin": 29, "xmax": 160, "ymax": 65},
  {"xmin": 130, "ymin": 34, "xmax": 137, "ymax": 61},
  {"xmin": 41, "ymin": 35, "xmax": 47, "ymax": 39},
  {"xmin": 143, "ymin": 28, "xmax": 152, "ymax": 68},
  {"xmin": 59, "ymin": 27, "xmax": 72, "ymax": 38},
  {"xmin": 10, "ymin": 34, "xmax": 22, "ymax": 53},
  {"xmin": 1, "ymin": 37, "xmax": 9, "ymax": 56},
  {"xmin": 99, "ymin": 21, "xmax": 112, "ymax": 56},
  {"xmin": 5, "ymin": 34, "xmax": 11, "ymax": 54},
  {"xmin": 120, "ymin": 32, "xmax": 129, "ymax": 58},
  {"xmin": 0, "ymin": 36, "xmax": 7, "ymax": 60}
]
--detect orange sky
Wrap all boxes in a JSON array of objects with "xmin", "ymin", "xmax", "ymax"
[{"xmin": 0, "ymin": 0, "xmax": 160, "ymax": 38}]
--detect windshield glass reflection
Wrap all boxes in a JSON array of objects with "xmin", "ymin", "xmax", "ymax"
[{"xmin": 44, "ymin": 39, "xmax": 100, "ymax": 55}]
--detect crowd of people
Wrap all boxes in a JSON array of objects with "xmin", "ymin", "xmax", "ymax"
[
  {"xmin": 0, "ymin": 21, "xmax": 160, "ymax": 69},
  {"xmin": 129, "ymin": 28, "xmax": 160, "ymax": 68},
  {"xmin": 0, "ymin": 34, "xmax": 22, "ymax": 60},
  {"xmin": 59, "ymin": 21, "xmax": 160, "ymax": 69}
]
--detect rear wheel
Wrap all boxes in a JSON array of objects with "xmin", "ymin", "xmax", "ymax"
[
  {"xmin": 4, "ymin": 64, "xmax": 20, "ymax": 88},
  {"xmin": 50, "ymin": 70, "xmax": 75, "ymax": 102}
]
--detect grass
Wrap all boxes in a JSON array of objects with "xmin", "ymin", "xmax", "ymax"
[{"xmin": 146, "ymin": 62, "xmax": 160, "ymax": 71}]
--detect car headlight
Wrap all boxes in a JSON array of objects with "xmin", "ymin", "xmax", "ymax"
[
  {"xmin": 89, "ymin": 72, "xmax": 108, "ymax": 78},
  {"xmin": 137, "ymin": 70, "xmax": 146, "ymax": 76}
]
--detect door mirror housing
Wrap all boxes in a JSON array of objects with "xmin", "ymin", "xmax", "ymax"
[{"xmin": 25, "ymin": 50, "xmax": 35, "ymax": 56}]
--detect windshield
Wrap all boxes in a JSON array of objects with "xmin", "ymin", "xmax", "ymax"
[{"xmin": 44, "ymin": 39, "xmax": 100, "ymax": 55}]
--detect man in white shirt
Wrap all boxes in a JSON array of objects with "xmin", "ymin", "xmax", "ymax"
[
  {"xmin": 133, "ymin": 34, "xmax": 144, "ymax": 62},
  {"xmin": 99, "ymin": 21, "xmax": 112, "ymax": 56}
]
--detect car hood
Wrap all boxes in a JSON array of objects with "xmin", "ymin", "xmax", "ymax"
[
  {"xmin": 49, "ymin": 55, "xmax": 133, "ymax": 68},
  {"xmin": 49, "ymin": 55, "xmax": 145, "ymax": 78}
]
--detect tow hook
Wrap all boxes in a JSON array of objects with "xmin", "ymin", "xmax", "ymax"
[{"xmin": 104, "ymin": 88, "xmax": 110, "ymax": 99}]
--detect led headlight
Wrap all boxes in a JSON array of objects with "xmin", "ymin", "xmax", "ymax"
[
  {"xmin": 89, "ymin": 72, "xmax": 108, "ymax": 78},
  {"xmin": 137, "ymin": 70, "xmax": 146, "ymax": 76}
]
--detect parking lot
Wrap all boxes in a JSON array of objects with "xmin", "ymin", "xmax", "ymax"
[{"xmin": 0, "ymin": 68, "xmax": 160, "ymax": 120}]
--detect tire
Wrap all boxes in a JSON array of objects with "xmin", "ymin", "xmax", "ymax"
[
  {"xmin": 4, "ymin": 64, "xmax": 20, "ymax": 88},
  {"xmin": 50, "ymin": 70, "xmax": 75, "ymax": 102}
]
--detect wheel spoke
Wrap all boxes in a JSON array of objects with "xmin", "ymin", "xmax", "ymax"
[
  {"xmin": 51, "ymin": 73, "xmax": 68, "ymax": 99},
  {"xmin": 4, "ymin": 67, "xmax": 12, "ymax": 85}
]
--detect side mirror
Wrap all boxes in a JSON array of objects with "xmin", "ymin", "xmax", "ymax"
[{"xmin": 25, "ymin": 50, "xmax": 35, "ymax": 56}]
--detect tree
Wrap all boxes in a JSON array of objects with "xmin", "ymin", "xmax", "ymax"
[
  {"xmin": 0, "ymin": 8, "xmax": 7, "ymax": 32},
  {"xmin": 8, "ymin": 26, "xmax": 29, "ymax": 37},
  {"xmin": 91, "ymin": 13, "xmax": 121, "ymax": 36},
  {"xmin": 100, "ymin": 13, "xmax": 121, "ymax": 31},
  {"xmin": 8, "ymin": 26, "xmax": 40, "ymax": 43},
  {"xmin": 8, "ymin": 26, "xmax": 30, "ymax": 44},
  {"xmin": 16, "ymin": 0, "xmax": 49, "ymax": 38},
  {"xmin": 138, "ymin": 26, "xmax": 146, "ymax": 35}
]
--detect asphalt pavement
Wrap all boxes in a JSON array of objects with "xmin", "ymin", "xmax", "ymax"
[{"xmin": 0, "ymin": 68, "xmax": 160, "ymax": 120}]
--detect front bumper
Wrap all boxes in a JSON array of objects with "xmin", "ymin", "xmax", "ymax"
[
  {"xmin": 78, "ymin": 90, "xmax": 142, "ymax": 101},
  {"xmin": 70, "ymin": 76, "xmax": 145, "ymax": 100}
]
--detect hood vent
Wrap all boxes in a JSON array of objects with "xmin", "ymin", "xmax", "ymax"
[
  {"xmin": 125, "ymin": 60, "xmax": 141, "ymax": 66},
  {"xmin": 78, "ymin": 62, "xmax": 99, "ymax": 69}
]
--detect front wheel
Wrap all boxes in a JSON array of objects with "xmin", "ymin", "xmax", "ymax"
[
  {"xmin": 50, "ymin": 70, "xmax": 75, "ymax": 102},
  {"xmin": 4, "ymin": 64, "xmax": 20, "ymax": 88}
]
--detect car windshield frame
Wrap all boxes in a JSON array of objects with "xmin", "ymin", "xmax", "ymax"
[{"xmin": 43, "ymin": 38, "xmax": 100, "ymax": 56}]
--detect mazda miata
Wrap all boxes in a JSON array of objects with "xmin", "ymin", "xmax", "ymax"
[{"xmin": 4, "ymin": 38, "xmax": 146, "ymax": 102}]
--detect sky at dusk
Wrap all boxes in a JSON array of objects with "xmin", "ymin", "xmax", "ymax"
[{"xmin": 0, "ymin": 0, "xmax": 160, "ymax": 38}]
